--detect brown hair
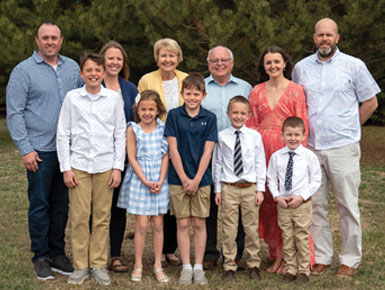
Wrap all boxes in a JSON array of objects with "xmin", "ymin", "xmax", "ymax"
[
  {"xmin": 79, "ymin": 52, "xmax": 105, "ymax": 70},
  {"xmin": 99, "ymin": 40, "xmax": 130, "ymax": 80},
  {"xmin": 227, "ymin": 95, "xmax": 250, "ymax": 112},
  {"xmin": 257, "ymin": 46, "xmax": 293, "ymax": 83},
  {"xmin": 133, "ymin": 90, "xmax": 167, "ymax": 123},
  {"xmin": 181, "ymin": 72, "xmax": 206, "ymax": 94},
  {"xmin": 282, "ymin": 116, "xmax": 306, "ymax": 134}
]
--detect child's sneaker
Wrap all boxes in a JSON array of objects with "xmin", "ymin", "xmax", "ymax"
[
  {"xmin": 193, "ymin": 269, "xmax": 208, "ymax": 285},
  {"xmin": 179, "ymin": 269, "xmax": 193, "ymax": 285},
  {"xmin": 68, "ymin": 269, "xmax": 89, "ymax": 284},
  {"xmin": 91, "ymin": 268, "xmax": 111, "ymax": 285}
]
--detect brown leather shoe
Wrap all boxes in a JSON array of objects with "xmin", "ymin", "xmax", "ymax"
[
  {"xmin": 249, "ymin": 267, "xmax": 261, "ymax": 280},
  {"xmin": 109, "ymin": 257, "xmax": 128, "ymax": 272},
  {"xmin": 222, "ymin": 270, "xmax": 235, "ymax": 283},
  {"xmin": 337, "ymin": 265, "xmax": 356, "ymax": 278},
  {"xmin": 203, "ymin": 259, "xmax": 217, "ymax": 270},
  {"xmin": 235, "ymin": 259, "xmax": 245, "ymax": 271},
  {"xmin": 279, "ymin": 273, "xmax": 296, "ymax": 283},
  {"xmin": 166, "ymin": 255, "xmax": 182, "ymax": 267},
  {"xmin": 311, "ymin": 263, "xmax": 330, "ymax": 276},
  {"xmin": 295, "ymin": 273, "xmax": 309, "ymax": 285}
]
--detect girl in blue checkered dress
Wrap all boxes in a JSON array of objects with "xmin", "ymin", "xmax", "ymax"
[{"xmin": 117, "ymin": 90, "xmax": 169, "ymax": 283}]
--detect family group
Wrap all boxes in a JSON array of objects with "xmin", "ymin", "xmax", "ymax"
[{"xmin": 6, "ymin": 16, "xmax": 380, "ymax": 286}]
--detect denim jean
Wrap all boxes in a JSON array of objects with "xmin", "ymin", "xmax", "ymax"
[{"xmin": 27, "ymin": 150, "xmax": 69, "ymax": 262}]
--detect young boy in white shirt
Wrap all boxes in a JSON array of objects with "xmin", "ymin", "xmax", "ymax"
[
  {"xmin": 56, "ymin": 52, "xmax": 126, "ymax": 285},
  {"xmin": 212, "ymin": 96, "xmax": 266, "ymax": 283},
  {"xmin": 267, "ymin": 116, "xmax": 321, "ymax": 285}
]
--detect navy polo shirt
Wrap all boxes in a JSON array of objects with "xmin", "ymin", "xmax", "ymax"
[{"xmin": 165, "ymin": 105, "xmax": 218, "ymax": 186}]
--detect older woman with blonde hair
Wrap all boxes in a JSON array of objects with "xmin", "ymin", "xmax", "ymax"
[{"xmin": 138, "ymin": 38, "xmax": 188, "ymax": 267}]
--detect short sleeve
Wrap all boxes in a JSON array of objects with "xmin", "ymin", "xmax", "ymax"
[
  {"xmin": 354, "ymin": 61, "xmax": 381, "ymax": 103},
  {"xmin": 206, "ymin": 113, "xmax": 218, "ymax": 142},
  {"xmin": 164, "ymin": 109, "xmax": 177, "ymax": 137}
]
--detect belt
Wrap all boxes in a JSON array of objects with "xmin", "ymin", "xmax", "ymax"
[
  {"xmin": 223, "ymin": 182, "xmax": 255, "ymax": 188},
  {"xmin": 303, "ymin": 197, "xmax": 312, "ymax": 203}
]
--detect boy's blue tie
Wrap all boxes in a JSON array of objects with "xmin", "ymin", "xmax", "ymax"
[
  {"xmin": 285, "ymin": 151, "xmax": 295, "ymax": 191},
  {"xmin": 234, "ymin": 131, "xmax": 243, "ymax": 177}
]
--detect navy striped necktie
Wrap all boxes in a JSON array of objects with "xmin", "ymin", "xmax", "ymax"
[{"xmin": 234, "ymin": 131, "xmax": 243, "ymax": 177}]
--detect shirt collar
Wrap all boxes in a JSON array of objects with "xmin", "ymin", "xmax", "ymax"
[
  {"xmin": 32, "ymin": 50, "xmax": 64, "ymax": 65},
  {"xmin": 229, "ymin": 125, "xmax": 247, "ymax": 134},
  {"xmin": 79, "ymin": 85, "xmax": 108, "ymax": 99},
  {"xmin": 181, "ymin": 104, "xmax": 206, "ymax": 119},
  {"xmin": 206, "ymin": 74, "xmax": 238, "ymax": 86},
  {"xmin": 315, "ymin": 47, "xmax": 340, "ymax": 63},
  {"xmin": 281, "ymin": 144, "xmax": 304, "ymax": 155}
]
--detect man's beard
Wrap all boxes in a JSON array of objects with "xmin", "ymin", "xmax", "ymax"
[{"xmin": 318, "ymin": 46, "xmax": 335, "ymax": 58}]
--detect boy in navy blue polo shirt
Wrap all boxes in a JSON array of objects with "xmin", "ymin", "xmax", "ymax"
[{"xmin": 165, "ymin": 73, "xmax": 218, "ymax": 285}]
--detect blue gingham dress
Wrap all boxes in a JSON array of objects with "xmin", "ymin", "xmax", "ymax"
[{"xmin": 117, "ymin": 119, "xmax": 169, "ymax": 215}]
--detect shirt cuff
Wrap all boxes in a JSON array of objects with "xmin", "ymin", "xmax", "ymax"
[
  {"xmin": 214, "ymin": 182, "xmax": 221, "ymax": 193},
  {"xmin": 113, "ymin": 160, "xmax": 124, "ymax": 171}
]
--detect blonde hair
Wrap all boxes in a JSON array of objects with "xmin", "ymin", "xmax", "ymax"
[{"xmin": 153, "ymin": 38, "xmax": 183, "ymax": 63}]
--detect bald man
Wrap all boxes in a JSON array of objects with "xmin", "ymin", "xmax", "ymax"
[{"xmin": 292, "ymin": 18, "xmax": 380, "ymax": 278}]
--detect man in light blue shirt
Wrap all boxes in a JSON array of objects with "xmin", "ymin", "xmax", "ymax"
[
  {"xmin": 6, "ymin": 21, "xmax": 82, "ymax": 280},
  {"xmin": 202, "ymin": 46, "xmax": 252, "ymax": 270},
  {"xmin": 292, "ymin": 18, "xmax": 380, "ymax": 278}
]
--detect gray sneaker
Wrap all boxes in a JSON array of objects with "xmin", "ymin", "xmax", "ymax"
[
  {"xmin": 194, "ymin": 269, "xmax": 208, "ymax": 285},
  {"xmin": 34, "ymin": 259, "xmax": 55, "ymax": 280},
  {"xmin": 68, "ymin": 269, "xmax": 89, "ymax": 284},
  {"xmin": 179, "ymin": 269, "xmax": 193, "ymax": 285},
  {"xmin": 91, "ymin": 268, "xmax": 111, "ymax": 285}
]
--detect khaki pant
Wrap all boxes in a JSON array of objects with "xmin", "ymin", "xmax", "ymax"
[
  {"xmin": 221, "ymin": 183, "xmax": 261, "ymax": 271},
  {"xmin": 309, "ymin": 143, "xmax": 361, "ymax": 268},
  {"xmin": 69, "ymin": 168, "xmax": 113, "ymax": 269},
  {"xmin": 277, "ymin": 200, "xmax": 312, "ymax": 276}
]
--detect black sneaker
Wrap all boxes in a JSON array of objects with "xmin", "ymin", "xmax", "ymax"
[
  {"xmin": 50, "ymin": 256, "xmax": 74, "ymax": 275},
  {"xmin": 34, "ymin": 259, "xmax": 55, "ymax": 280}
]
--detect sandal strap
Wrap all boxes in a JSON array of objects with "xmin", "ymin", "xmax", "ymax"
[
  {"xmin": 154, "ymin": 268, "xmax": 165, "ymax": 273},
  {"xmin": 133, "ymin": 268, "xmax": 143, "ymax": 273}
]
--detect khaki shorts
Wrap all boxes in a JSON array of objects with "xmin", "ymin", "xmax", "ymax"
[{"xmin": 169, "ymin": 185, "xmax": 210, "ymax": 218}]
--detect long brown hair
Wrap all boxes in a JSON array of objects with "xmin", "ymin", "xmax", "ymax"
[
  {"xmin": 133, "ymin": 90, "xmax": 167, "ymax": 123},
  {"xmin": 257, "ymin": 46, "xmax": 293, "ymax": 83}
]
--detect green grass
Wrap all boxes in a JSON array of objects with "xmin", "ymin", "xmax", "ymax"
[{"xmin": 1, "ymin": 119, "xmax": 385, "ymax": 289}]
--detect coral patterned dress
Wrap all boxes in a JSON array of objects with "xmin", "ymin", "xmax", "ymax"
[{"xmin": 246, "ymin": 81, "xmax": 315, "ymax": 265}]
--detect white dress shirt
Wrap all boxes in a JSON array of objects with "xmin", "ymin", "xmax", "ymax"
[
  {"xmin": 292, "ymin": 48, "xmax": 381, "ymax": 150},
  {"xmin": 57, "ymin": 85, "xmax": 126, "ymax": 173},
  {"xmin": 213, "ymin": 125, "xmax": 266, "ymax": 193},
  {"xmin": 267, "ymin": 144, "xmax": 321, "ymax": 201}
]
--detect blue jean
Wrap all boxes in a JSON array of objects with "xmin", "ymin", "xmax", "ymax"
[{"xmin": 27, "ymin": 150, "xmax": 69, "ymax": 262}]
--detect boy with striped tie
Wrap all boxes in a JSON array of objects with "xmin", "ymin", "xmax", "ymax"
[
  {"xmin": 212, "ymin": 96, "xmax": 266, "ymax": 283},
  {"xmin": 267, "ymin": 116, "xmax": 321, "ymax": 285}
]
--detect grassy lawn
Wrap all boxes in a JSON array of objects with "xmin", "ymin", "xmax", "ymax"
[{"xmin": 1, "ymin": 119, "xmax": 384, "ymax": 289}]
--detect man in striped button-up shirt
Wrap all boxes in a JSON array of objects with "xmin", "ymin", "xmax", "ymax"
[{"xmin": 6, "ymin": 21, "xmax": 83, "ymax": 281}]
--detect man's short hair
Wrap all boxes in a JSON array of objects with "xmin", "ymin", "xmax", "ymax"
[
  {"xmin": 35, "ymin": 21, "xmax": 62, "ymax": 37},
  {"xmin": 227, "ymin": 96, "xmax": 250, "ymax": 112},
  {"xmin": 79, "ymin": 52, "xmax": 105, "ymax": 70},
  {"xmin": 207, "ymin": 46, "xmax": 234, "ymax": 61},
  {"xmin": 181, "ymin": 72, "xmax": 206, "ymax": 93},
  {"xmin": 282, "ymin": 116, "xmax": 306, "ymax": 134},
  {"xmin": 153, "ymin": 38, "xmax": 183, "ymax": 63}
]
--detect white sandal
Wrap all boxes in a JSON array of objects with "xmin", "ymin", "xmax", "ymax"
[
  {"xmin": 131, "ymin": 268, "xmax": 142, "ymax": 282},
  {"xmin": 153, "ymin": 268, "xmax": 169, "ymax": 283}
]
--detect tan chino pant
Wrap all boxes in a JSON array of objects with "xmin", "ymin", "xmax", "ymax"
[
  {"xmin": 277, "ymin": 200, "xmax": 312, "ymax": 276},
  {"xmin": 69, "ymin": 168, "xmax": 113, "ymax": 269},
  {"xmin": 221, "ymin": 183, "xmax": 261, "ymax": 271}
]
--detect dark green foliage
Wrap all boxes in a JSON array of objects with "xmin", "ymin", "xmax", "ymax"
[{"xmin": 1, "ymin": 0, "xmax": 384, "ymax": 123}]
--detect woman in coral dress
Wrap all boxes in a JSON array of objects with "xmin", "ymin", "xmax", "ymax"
[{"xmin": 246, "ymin": 46, "xmax": 315, "ymax": 274}]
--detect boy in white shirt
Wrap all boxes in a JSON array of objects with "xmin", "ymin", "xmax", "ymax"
[
  {"xmin": 56, "ymin": 52, "xmax": 126, "ymax": 285},
  {"xmin": 212, "ymin": 96, "xmax": 266, "ymax": 283},
  {"xmin": 267, "ymin": 116, "xmax": 321, "ymax": 285}
]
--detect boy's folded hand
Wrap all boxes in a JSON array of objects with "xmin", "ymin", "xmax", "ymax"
[
  {"xmin": 276, "ymin": 196, "xmax": 290, "ymax": 208},
  {"xmin": 288, "ymin": 195, "xmax": 304, "ymax": 208},
  {"xmin": 63, "ymin": 170, "xmax": 78, "ymax": 188}
]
